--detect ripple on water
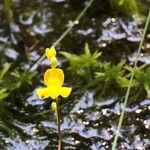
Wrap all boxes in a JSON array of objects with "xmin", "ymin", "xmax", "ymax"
[{"xmin": 97, "ymin": 17, "xmax": 142, "ymax": 44}]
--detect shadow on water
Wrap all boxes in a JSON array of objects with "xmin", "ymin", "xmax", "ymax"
[{"xmin": 0, "ymin": 0, "xmax": 150, "ymax": 149}]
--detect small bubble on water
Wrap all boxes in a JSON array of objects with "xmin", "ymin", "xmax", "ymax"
[
  {"xmin": 102, "ymin": 109, "xmax": 108, "ymax": 115},
  {"xmin": 83, "ymin": 121, "xmax": 89, "ymax": 125},
  {"xmin": 75, "ymin": 140, "xmax": 80, "ymax": 144},
  {"xmin": 25, "ymin": 103, "xmax": 28, "ymax": 107},
  {"xmin": 107, "ymin": 128, "xmax": 111, "ymax": 131},
  {"xmin": 140, "ymin": 53, "xmax": 144, "ymax": 56},
  {"xmin": 77, "ymin": 109, "xmax": 84, "ymax": 114},
  {"xmin": 102, "ymin": 141, "xmax": 106, "ymax": 145},
  {"xmin": 25, "ymin": 140, "xmax": 30, "ymax": 144},
  {"xmin": 144, "ymin": 120, "xmax": 147, "ymax": 124},
  {"xmin": 137, "ymin": 136, "xmax": 140, "ymax": 141},
  {"xmin": 33, "ymin": 128, "xmax": 39, "ymax": 133},
  {"xmin": 5, "ymin": 140, "xmax": 9, "ymax": 144},
  {"xmin": 105, "ymin": 145, "xmax": 109, "ymax": 149},
  {"xmin": 135, "ymin": 109, "xmax": 142, "ymax": 113},
  {"xmin": 94, "ymin": 123, "xmax": 98, "ymax": 127},
  {"xmin": 74, "ymin": 20, "xmax": 79, "ymax": 25},
  {"xmin": 145, "ymin": 124, "xmax": 149, "ymax": 129},
  {"xmin": 121, "ymin": 144, "xmax": 125, "ymax": 149},
  {"xmin": 111, "ymin": 18, "xmax": 116, "ymax": 22},
  {"xmin": 99, "ymin": 43, "xmax": 107, "ymax": 47}
]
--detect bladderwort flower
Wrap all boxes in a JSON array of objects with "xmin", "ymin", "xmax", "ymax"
[
  {"xmin": 36, "ymin": 46, "xmax": 71, "ymax": 150},
  {"xmin": 36, "ymin": 68, "xmax": 72, "ymax": 99},
  {"xmin": 36, "ymin": 46, "xmax": 72, "ymax": 100}
]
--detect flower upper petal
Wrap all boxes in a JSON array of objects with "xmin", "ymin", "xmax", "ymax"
[
  {"xmin": 44, "ymin": 68, "xmax": 64, "ymax": 87},
  {"xmin": 60, "ymin": 87, "xmax": 72, "ymax": 98}
]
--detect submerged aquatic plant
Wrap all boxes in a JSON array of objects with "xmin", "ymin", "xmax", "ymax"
[
  {"xmin": 94, "ymin": 60, "xmax": 129, "ymax": 97},
  {"xmin": 60, "ymin": 42, "xmax": 150, "ymax": 100},
  {"xmin": 60, "ymin": 43, "xmax": 101, "ymax": 81},
  {"xmin": 0, "ymin": 63, "xmax": 11, "ymax": 100},
  {"xmin": 134, "ymin": 67, "xmax": 150, "ymax": 98},
  {"xmin": 36, "ymin": 46, "xmax": 72, "ymax": 150},
  {"xmin": 109, "ymin": 0, "xmax": 140, "ymax": 18},
  {"xmin": 0, "ymin": 62, "xmax": 34, "ymax": 100},
  {"xmin": 95, "ymin": 60, "xmax": 129, "ymax": 88},
  {"xmin": 125, "ymin": 65, "xmax": 150, "ymax": 98}
]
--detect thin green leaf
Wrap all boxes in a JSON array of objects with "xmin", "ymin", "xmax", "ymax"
[
  {"xmin": 0, "ymin": 63, "xmax": 11, "ymax": 80},
  {"xmin": 0, "ymin": 89, "xmax": 9, "ymax": 100}
]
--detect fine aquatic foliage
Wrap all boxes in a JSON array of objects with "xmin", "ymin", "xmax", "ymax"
[
  {"xmin": 135, "ymin": 68, "xmax": 150, "ymax": 98},
  {"xmin": 0, "ymin": 63, "xmax": 11, "ymax": 80},
  {"xmin": 61, "ymin": 43, "xmax": 150, "ymax": 99},
  {"xmin": 95, "ymin": 60, "xmax": 129, "ymax": 88},
  {"xmin": 0, "ymin": 63, "xmax": 11, "ymax": 100},
  {"xmin": 95, "ymin": 62, "xmax": 150, "ymax": 99},
  {"xmin": 10, "ymin": 70, "xmax": 34, "ymax": 90},
  {"xmin": 93, "ymin": 60, "xmax": 129, "ymax": 97},
  {"xmin": 60, "ymin": 43, "xmax": 101, "ymax": 78},
  {"xmin": 0, "ymin": 89, "xmax": 9, "ymax": 100},
  {"xmin": 109, "ymin": 0, "xmax": 139, "ymax": 18},
  {"xmin": 0, "ymin": 62, "xmax": 34, "ymax": 100},
  {"xmin": 36, "ymin": 46, "xmax": 72, "ymax": 150},
  {"xmin": 125, "ymin": 65, "xmax": 150, "ymax": 98}
]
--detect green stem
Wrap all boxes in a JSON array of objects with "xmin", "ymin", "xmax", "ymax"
[
  {"xmin": 111, "ymin": 9, "xmax": 150, "ymax": 150},
  {"xmin": 30, "ymin": 0, "xmax": 94, "ymax": 71},
  {"xmin": 56, "ymin": 99, "xmax": 61, "ymax": 150}
]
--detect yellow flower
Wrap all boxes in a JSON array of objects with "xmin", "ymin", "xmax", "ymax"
[
  {"xmin": 45, "ymin": 46, "xmax": 56, "ymax": 60},
  {"xmin": 36, "ymin": 68, "xmax": 72, "ymax": 99},
  {"xmin": 45, "ymin": 46, "xmax": 57, "ymax": 67}
]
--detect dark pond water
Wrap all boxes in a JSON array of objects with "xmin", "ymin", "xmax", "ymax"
[{"xmin": 0, "ymin": 0, "xmax": 150, "ymax": 149}]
